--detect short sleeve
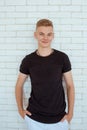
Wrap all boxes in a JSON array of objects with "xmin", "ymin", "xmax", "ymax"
[
  {"xmin": 19, "ymin": 56, "xmax": 30, "ymax": 75},
  {"xmin": 62, "ymin": 54, "xmax": 71, "ymax": 73}
]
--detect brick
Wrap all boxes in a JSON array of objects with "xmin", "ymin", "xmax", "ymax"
[
  {"xmin": 60, "ymin": 18, "xmax": 82, "ymax": 25},
  {"xmin": 72, "ymin": 25, "xmax": 87, "ymax": 31},
  {"xmin": 84, "ymin": 43, "xmax": 87, "ymax": 49},
  {"xmin": 74, "ymin": 106, "xmax": 82, "ymax": 113},
  {"xmin": 72, "ymin": 12, "xmax": 87, "ymax": 18},
  {"xmin": 0, "ymin": 50, "xmax": 6, "ymax": 55},
  {"xmin": 49, "ymin": 0, "xmax": 71, "ymax": 5},
  {"xmin": 70, "ymin": 50, "xmax": 85, "ymax": 57},
  {"xmin": 83, "ymin": 31, "xmax": 87, "ymax": 37},
  {"xmin": 0, "ymin": 80, "xmax": 17, "ymax": 87},
  {"xmin": 6, "ymin": 37, "xmax": 27, "ymax": 43},
  {"xmin": 0, "ymin": 32, "xmax": 16, "ymax": 37},
  {"xmin": 0, "ymin": 0, "xmax": 5, "ymax": 5},
  {"xmin": 60, "ymin": 31, "xmax": 82, "ymax": 37},
  {"xmin": 70, "ymin": 124, "xmax": 83, "ymax": 130},
  {"xmin": 6, "ymin": 75, "xmax": 17, "ymax": 81},
  {"xmin": 5, "ymin": 50, "xmax": 27, "ymax": 56},
  {"xmin": 17, "ymin": 31, "xmax": 33, "ymax": 37},
  {"xmin": 82, "ymin": 0, "xmax": 87, "ymax": 5},
  {"xmin": 54, "ymin": 25, "xmax": 71, "ymax": 31},
  {"xmin": 72, "ymin": 38, "xmax": 86, "ymax": 44},
  {"xmin": 54, "ymin": 37, "xmax": 71, "ymax": 44},
  {"xmin": 0, "ymin": 44, "xmax": 16, "ymax": 50},
  {"xmin": 0, "ymin": 25, "xmax": 5, "ymax": 31},
  {"xmin": 61, "ymin": 6, "xmax": 81, "ymax": 12},
  {"xmin": 0, "ymin": 6, "xmax": 15, "ymax": 12},
  {"xmin": 71, "ymin": 0, "xmax": 82, "ymax": 5},
  {"xmin": 27, "ymin": 0, "xmax": 48, "ymax": 5},
  {"xmin": 82, "ymin": 6, "xmax": 87, "ymax": 12},
  {"xmin": 16, "ymin": 43, "xmax": 36, "ymax": 50},
  {"xmin": 6, "ymin": 25, "xmax": 27, "ymax": 31},
  {"xmin": 71, "ymin": 57, "xmax": 83, "ymax": 64},
  {"xmin": 0, "ymin": 19, "xmax": 15, "ymax": 25},
  {"xmin": 0, "ymin": 38, "xmax": 5, "ymax": 43},
  {"xmin": 0, "ymin": 63, "xmax": 5, "ymax": 68},
  {"xmin": 15, "ymin": 6, "xmax": 37, "ymax": 12},
  {"xmin": 72, "ymin": 62, "xmax": 87, "ymax": 69},
  {"xmin": 28, "ymin": 12, "xmax": 48, "ymax": 18},
  {"xmin": 5, "ymin": 63, "xmax": 19, "ymax": 69},
  {"xmin": 0, "ymin": 56, "xmax": 16, "ymax": 62},
  {"xmin": 0, "ymin": 75, "xmax": 6, "ymax": 80},
  {"xmin": 48, "ymin": 18, "xmax": 60, "ymax": 25},
  {"xmin": 0, "ymin": 13, "xmax": 5, "ymax": 18},
  {"xmin": 15, "ymin": 18, "xmax": 37, "ymax": 24},
  {"xmin": 49, "ymin": 12, "xmax": 71, "ymax": 18},
  {"xmin": 6, "ymin": 12, "xmax": 27, "ymax": 18},
  {"xmin": 82, "ymin": 19, "xmax": 87, "ymax": 24},
  {"xmin": 61, "ymin": 43, "xmax": 83, "ymax": 50},
  {"xmin": 5, "ymin": 0, "xmax": 26, "ymax": 5},
  {"xmin": 37, "ymin": 6, "xmax": 59, "ymax": 11}
]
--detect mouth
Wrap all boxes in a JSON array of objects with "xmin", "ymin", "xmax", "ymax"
[{"xmin": 42, "ymin": 41, "xmax": 48, "ymax": 43}]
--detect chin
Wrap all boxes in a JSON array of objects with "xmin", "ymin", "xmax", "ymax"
[{"xmin": 40, "ymin": 42, "xmax": 51, "ymax": 48}]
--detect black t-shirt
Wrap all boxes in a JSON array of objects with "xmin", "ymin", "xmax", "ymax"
[{"xmin": 20, "ymin": 49, "xmax": 71, "ymax": 123}]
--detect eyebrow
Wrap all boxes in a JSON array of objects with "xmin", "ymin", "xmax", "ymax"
[{"xmin": 39, "ymin": 32, "xmax": 53, "ymax": 34}]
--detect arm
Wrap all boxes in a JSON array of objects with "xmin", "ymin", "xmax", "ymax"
[
  {"xmin": 15, "ymin": 72, "xmax": 31, "ymax": 118},
  {"xmin": 63, "ymin": 71, "xmax": 75, "ymax": 122}
]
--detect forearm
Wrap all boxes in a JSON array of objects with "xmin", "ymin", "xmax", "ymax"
[
  {"xmin": 67, "ymin": 85, "xmax": 75, "ymax": 118},
  {"xmin": 15, "ymin": 73, "xmax": 30, "ymax": 118},
  {"xmin": 15, "ymin": 85, "xmax": 24, "ymax": 112}
]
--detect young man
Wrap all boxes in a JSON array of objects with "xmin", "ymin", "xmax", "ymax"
[{"xmin": 15, "ymin": 19, "xmax": 75, "ymax": 130}]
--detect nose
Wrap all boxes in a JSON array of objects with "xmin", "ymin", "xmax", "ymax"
[{"xmin": 43, "ymin": 35, "xmax": 48, "ymax": 40}]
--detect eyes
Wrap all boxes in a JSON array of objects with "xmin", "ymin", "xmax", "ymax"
[{"xmin": 39, "ymin": 32, "xmax": 53, "ymax": 37}]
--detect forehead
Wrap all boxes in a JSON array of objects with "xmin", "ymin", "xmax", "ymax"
[{"xmin": 36, "ymin": 26, "xmax": 53, "ymax": 33}]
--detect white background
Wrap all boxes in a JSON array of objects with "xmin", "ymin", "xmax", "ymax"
[{"xmin": 0, "ymin": 0, "xmax": 87, "ymax": 130}]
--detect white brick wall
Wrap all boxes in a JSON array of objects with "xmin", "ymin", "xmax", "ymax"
[{"xmin": 0, "ymin": 0, "xmax": 87, "ymax": 130}]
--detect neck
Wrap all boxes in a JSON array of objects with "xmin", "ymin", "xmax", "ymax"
[{"xmin": 37, "ymin": 47, "xmax": 53, "ymax": 57}]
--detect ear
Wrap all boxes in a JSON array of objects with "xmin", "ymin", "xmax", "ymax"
[
  {"xmin": 52, "ymin": 33, "xmax": 54, "ymax": 39},
  {"xmin": 34, "ymin": 32, "xmax": 37, "ymax": 39}
]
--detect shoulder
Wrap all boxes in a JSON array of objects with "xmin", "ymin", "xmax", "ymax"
[
  {"xmin": 22, "ymin": 51, "xmax": 36, "ymax": 61},
  {"xmin": 54, "ymin": 49, "xmax": 69, "ymax": 59}
]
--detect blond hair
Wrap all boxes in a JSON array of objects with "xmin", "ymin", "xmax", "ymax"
[{"xmin": 36, "ymin": 19, "xmax": 53, "ymax": 29}]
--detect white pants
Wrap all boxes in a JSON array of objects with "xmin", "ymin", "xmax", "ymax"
[{"xmin": 24, "ymin": 115, "xmax": 69, "ymax": 130}]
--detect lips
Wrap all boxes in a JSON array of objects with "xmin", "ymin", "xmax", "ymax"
[{"xmin": 42, "ymin": 41, "xmax": 48, "ymax": 43}]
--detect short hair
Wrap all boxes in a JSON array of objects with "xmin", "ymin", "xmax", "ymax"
[{"xmin": 36, "ymin": 19, "xmax": 53, "ymax": 29}]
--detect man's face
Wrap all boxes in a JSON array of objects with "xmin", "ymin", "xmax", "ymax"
[{"xmin": 34, "ymin": 26, "xmax": 54, "ymax": 48}]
